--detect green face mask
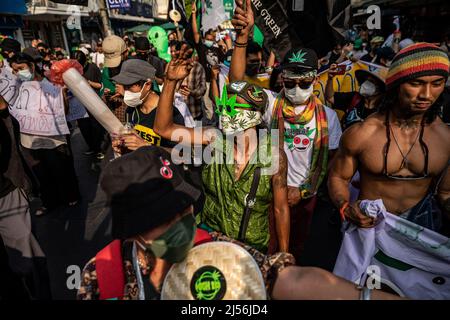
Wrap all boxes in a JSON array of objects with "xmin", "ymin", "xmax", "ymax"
[{"xmin": 139, "ymin": 214, "xmax": 196, "ymax": 264}]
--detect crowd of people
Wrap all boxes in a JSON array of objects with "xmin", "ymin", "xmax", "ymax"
[{"xmin": 1, "ymin": 0, "xmax": 449, "ymax": 300}]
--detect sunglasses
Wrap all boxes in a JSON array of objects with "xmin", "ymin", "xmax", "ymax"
[{"xmin": 282, "ymin": 78, "xmax": 314, "ymax": 89}]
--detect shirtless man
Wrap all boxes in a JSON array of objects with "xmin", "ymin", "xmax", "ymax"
[{"xmin": 329, "ymin": 43, "xmax": 450, "ymax": 232}]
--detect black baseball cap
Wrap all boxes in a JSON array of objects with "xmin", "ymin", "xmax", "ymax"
[
  {"xmin": 100, "ymin": 146, "xmax": 201, "ymax": 239},
  {"xmin": 280, "ymin": 47, "xmax": 318, "ymax": 74},
  {"xmin": 111, "ymin": 58, "xmax": 156, "ymax": 85},
  {"xmin": 135, "ymin": 36, "xmax": 150, "ymax": 52}
]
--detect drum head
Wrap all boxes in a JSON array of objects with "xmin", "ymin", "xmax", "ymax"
[{"xmin": 161, "ymin": 241, "xmax": 267, "ymax": 300}]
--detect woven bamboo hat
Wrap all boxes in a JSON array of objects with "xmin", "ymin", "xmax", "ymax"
[{"xmin": 161, "ymin": 242, "xmax": 267, "ymax": 300}]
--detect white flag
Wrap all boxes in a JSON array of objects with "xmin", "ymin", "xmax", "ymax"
[{"xmin": 334, "ymin": 199, "xmax": 450, "ymax": 299}]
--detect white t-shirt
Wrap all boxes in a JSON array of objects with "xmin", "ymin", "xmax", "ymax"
[
  {"xmin": 90, "ymin": 52, "xmax": 104, "ymax": 69},
  {"xmin": 263, "ymin": 90, "xmax": 342, "ymax": 187}
]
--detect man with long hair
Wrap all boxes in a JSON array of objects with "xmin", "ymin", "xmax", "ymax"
[{"xmin": 329, "ymin": 43, "xmax": 450, "ymax": 234}]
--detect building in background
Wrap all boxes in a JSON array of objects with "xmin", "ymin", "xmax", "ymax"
[
  {"xmin": 0, "ymin": 0, "xmax": 27, "ymax": 42},
  {"xmin": 22, "ymin": 0, "xmax": 102, "ymax": 53},
  {"xmin": 351, "ymin": 0, "xmax": 450, "ymax": 44},
  {"xmin": 106, "ymin": 0, "xmax": 157, "ymax": 36}
]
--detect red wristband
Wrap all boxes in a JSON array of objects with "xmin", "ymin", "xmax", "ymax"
[{"xmin": 339, "ymin": 202, "xmax": 349, "ymax": 222}]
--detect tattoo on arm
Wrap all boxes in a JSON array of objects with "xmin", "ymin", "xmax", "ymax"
[{"xmin": 273, "ymin": 148, "xmax": 288, "ymax": 189}]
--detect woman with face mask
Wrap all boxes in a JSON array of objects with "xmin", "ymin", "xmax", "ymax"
[
  {"xmin": 111, "ymin": 59, "xmax": 193, "ymax": 152},
  {"xmin": 8, "ymin": 53, "xmax": 80, "ymax": 214},
  {"xmin": 326, "ymin": 66, "xmax": 386, "ymax": 130},
  {"xmin": 77, "ymin": 146, "xmax": 202, "ymax": 300},
  {"xmin": 153, "ymin": 44, "xmax": 290, "ymax": 255}
]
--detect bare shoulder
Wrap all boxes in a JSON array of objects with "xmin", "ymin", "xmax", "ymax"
[
  {"xmin": 430, "ymin": 118, "xmax": 450, "ymax": 142},
  {"xmin": 341, "ymin": 114, "xmax": 384, "ymax": 152}
]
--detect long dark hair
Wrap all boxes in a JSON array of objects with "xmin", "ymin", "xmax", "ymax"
[{"xmin": 378, "ymin": 87, "xmax": 443, "ymax": 124}]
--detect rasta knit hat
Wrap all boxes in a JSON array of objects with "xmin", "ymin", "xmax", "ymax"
[{"xmin": 386, "ymin": 42, "xmax": 450, "ymax": 90}]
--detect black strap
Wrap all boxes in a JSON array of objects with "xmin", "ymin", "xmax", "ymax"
[{"xmin": 238, "ymin": 167, "xmax": 261, "ymax": 242}]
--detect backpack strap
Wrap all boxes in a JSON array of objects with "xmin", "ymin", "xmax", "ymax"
[
  {"xmin": 238, "ymin": 167, "xmax": 262, "ymax": 242},
  {"xmin": 95, "ymin": 240, "xmax": 125, "ymax": 300}
]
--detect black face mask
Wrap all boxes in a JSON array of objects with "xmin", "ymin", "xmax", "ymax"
[{"xmin": 246, "ymin": 62, "xmax": 261, "ymax": 77}]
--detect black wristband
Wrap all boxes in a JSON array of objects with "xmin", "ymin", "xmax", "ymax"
[{"xmin": 235, "ymin": 40, "xmax": 248, "ymax": 47}]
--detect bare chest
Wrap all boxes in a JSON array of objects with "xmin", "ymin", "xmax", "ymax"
[{"xmin": 359, "ymin": 127, "xmax": 449, "ymax": 178}]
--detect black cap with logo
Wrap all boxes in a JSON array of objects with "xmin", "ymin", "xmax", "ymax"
[{"xmin": 100, "ymin": 146, "xmax": 201, "ymax": 239}]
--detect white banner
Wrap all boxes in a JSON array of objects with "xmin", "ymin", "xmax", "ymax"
[
  {"xmin": 0, "ymin": 65, "xmax": 20, "ymax": 106},
  {"xmin": 334, "ymin": 199, "xmax": 450, "ymax": 299},
  {"xmin": 201, "ymin": 0, "xmax": 229, "ymax": 32},
  {"xmin": 9, "ymin": 79, "xmax": 69, "ymax": 136},
  {"xmin": 66, "ymin": 95, "xmax": 89, "ymax": 122}
]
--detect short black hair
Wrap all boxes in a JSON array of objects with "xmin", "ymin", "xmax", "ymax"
[
  {"xmin": 246, "ymin": 41, "xmax": 262, "ymax": 57},
  {"xmin": 73, "ymin": 50, "xmax": 87, "ymax": 66},
  {"xmin": 37, "ymin": 42, "xmax": 49, "ymax": 50}
]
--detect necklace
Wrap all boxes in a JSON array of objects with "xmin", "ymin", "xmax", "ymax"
[{"xmin": 389, "ymin": 123, "xmax": 420, "ymax": 170}]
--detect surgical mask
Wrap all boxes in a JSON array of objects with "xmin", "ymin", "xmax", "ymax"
[
  {"xmin": 138, "ymin": 214, "xmax": 196, "ymax": 264},
  {"xmin": 359, "ymin": 80, "xmax": 377, "ymax": 98},
  {"xmin": 204, "ymin": 40, "xmax": 214, "ymax": 48},
  {"xmin": 123, "ymin": 85, "xmax": 148, "ymax": 107},
  {"xmin": 284, "ymin": 84, "xmax": 314, "ymax": 105},
  {"xmin": 17, "ymin": 68, "xmax": 34, "ymax": 81},
  {"xmin": 245, "ymin": 62, "xmax": 261, "ymax": 77},
  {"xmin": 220, "ymin": 109, "xmax": 262, "ymax": 135}
]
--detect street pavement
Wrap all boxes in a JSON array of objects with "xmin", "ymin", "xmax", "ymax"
[{"xmin": 33, "ymin": 126, "xmax": 343, "ymax": 299}]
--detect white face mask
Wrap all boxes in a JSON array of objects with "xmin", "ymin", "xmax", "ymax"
[
  {"xmin": 17, "ymin": 68, "xmax": 34, "ymax": 81},
  {"xmin": 284, "ymin": 84, "xmax": 314, "ymax": 105},
  {"xmin": 204, "ymin": 40, "xmax": 214, "ymax": 48},
  {"xmin": 123, "ymin": 84, "xmax": 149, "ymax": 107},
  {"xmin": 359, "ymin": 80, "xmax": 377, "ymax": 98}
]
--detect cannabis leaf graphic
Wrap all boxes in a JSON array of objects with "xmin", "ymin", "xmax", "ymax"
[{"xmin": 289, "ymin": 50, "xmax": 307, "ymax": 63}]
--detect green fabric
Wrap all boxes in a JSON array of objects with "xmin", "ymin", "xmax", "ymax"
[
  {"xmin": 100, "ymin": 67, "xmax": 116, "ymax": 96},
  {"xmin": 253, "ymin": 26, "xmax": 264, "ymax": 48},
  {"xmin": 374, "ymin": 250, "xmax": 414, "ymax": 271},
  {"xmin": 200, "ymin": 135, "xmax": 272, "ymax": 252}
]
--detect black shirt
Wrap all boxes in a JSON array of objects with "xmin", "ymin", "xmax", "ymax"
[
  {"xmin": 334, "ymin": 92, "xmax": 376, "ymax": 129},
  {"xmin": 0, "ymin": 111, "xmax": 14, "ymax": 198},
  {"xmin": 126, "ymin": 107, "xmax": 185, "ymax": 148},
  {"xmin": 83, "ymin": 63, "xmax": 102, "ymax": 93}
]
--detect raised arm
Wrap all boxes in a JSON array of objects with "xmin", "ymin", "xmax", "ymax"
[
  {"xmin": 229, "ymin": 0, "xmax": 254, "ymax": 82},
  {"xmin": 271, "ymin": 148, "xmax": 290, "ymax": 253},
  {"xmin": 154, "ymin": 45, "xmax": 212, "ymax": 146},
  {"xmin": 191, "ymin": 2, "xmax": 201, "ymax": 45}
]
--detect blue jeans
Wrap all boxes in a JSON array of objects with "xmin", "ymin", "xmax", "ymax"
[{"xmin": 402, "ymin": 193, "xmax": 442, "ymax": 232}]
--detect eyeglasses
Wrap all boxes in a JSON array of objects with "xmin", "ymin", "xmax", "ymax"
[
  {"xmin": 282, "ymin": 78, "xmax": 314, "ymax": 89},
  {"xmin": 383, "ymin": 111, "xmax": 429, "ymax": 180}
]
